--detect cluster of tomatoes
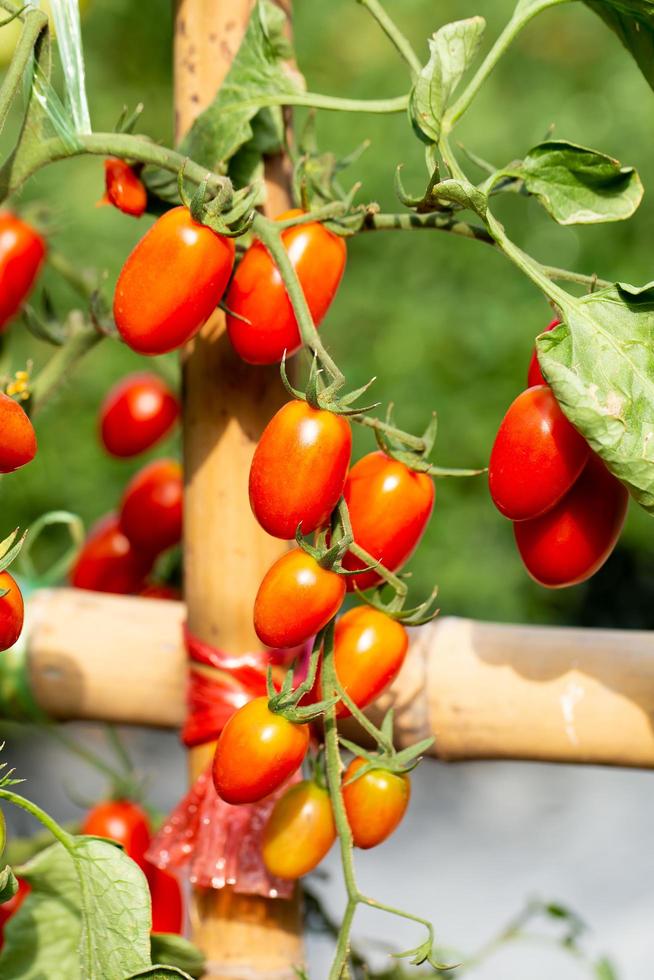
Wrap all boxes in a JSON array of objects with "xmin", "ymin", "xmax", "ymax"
[
  {"xmin": 0, "ymin": 797, "xmax": 182, "ymax": 946},
  {"xmin": 489, "ymin": 319, "xmax": 629, "ymax": 588},
  {"xmin": 70, "ymin": 372, "xmax": 182, "ymax": 598}
]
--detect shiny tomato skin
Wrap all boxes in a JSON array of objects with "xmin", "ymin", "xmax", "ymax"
[
  {"xmin": 489, "ymin": 385, "xmax": 590, "ymax": 521},
  {"xmin": 342, "ymin": 758, "xmax": 410, "ymax": 849},
  {"xmin": 254, "ymin": 549, "xmax": 346, "ymax": 648},
  {"xmin": 148, "ymin": 865, "xmax": 183, "ymax": 934},
  {"xmin": 250, "ymin": 401, "xmax": 352, "ymax": 539},
  {"xmin": 527, "ymin": 318, "xmax": 560, "ymax": 388},
  {"xmin": 212, "ymin": 696, "xmax": 310, "ymax": 805},
  {"xmin": 114, "ymin": 206, "xmax": 235, "ymax": 355},
  {"xmin": 226, "ymin": 209, "xmax": 346, "ymax": 364},
  {"xmin": 262, "ymin": 780, "xmax": 336, "ymax": 880},
  {"xmin": 103, "ymin": 159, "xmax": 147, "ymax": 217},
  {"xmin": 341, "ymin": 452, "xmax": 434, "ymax": 592},
  {"xmin": 70, "ymin": 513, "xmax": 153, "ymax": 594},
  {"xmin": 0, "ymin": 572, "xmax": 24, "ymax": 651},
  {"xmin": 0, "ymin": 392, "xmax": 37, "ymax": 473},
  {"xmin": 0, "ymin": 878, "xmax": 30, "ymax": 949},
  {"xmin": 119, "ymin": 459, "xmax": 183, "ymax": 556},
  {"xmin": 514, "ymin": 454, "xmax": 628, "ymax": 588},
  {"xmin": 100, "ymin": 372, "xmax": 179, "ymax": 458},
  {"xmin": 82, "ymin": 799, "xmax": 151, "ymax": 871},
  {"xmin": 333, "ymin": 607, "xmax": 408, "ymax": 718},
  {"xmin": 0, "ymin": 213, "xmax": 46, "ymax": 330}
]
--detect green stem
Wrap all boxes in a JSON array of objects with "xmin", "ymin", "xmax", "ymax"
[
  {"xmin": 0, "ymin": 6, "xmax": 48, "ymax": 138},
  {"xmin": 47, "ymin": 251, "xmax": 96, "ymax": 300},
  {"xmin": 252, "ymin": 213, "xmax": 345, "ymax": 386},
  {"xmin": 485, "ymin": 211, "xmax": 571, "ymax": 310},
  {"xmin": 29, "ymin": 324, "xmax": 103, "ymax": 415},
  {"xmin": 351, "ymin": 413, "xmax": 426, "ymax": 452},
  {"xmin": 541, "ymin": 265, "xmax": 610, "ymax": 291},
  {"xmin": 334, "ymin": 678, "xmax": 393, "ymax": 752},
  {"xmin": 439, "ymin": 134, "xmax": 467, "ymax": 182},
  {"xmin": 0, "ymin": 787, "xmax": 72, "ymax": 851},
  {"xmin": 356, "ymin": 0, "xmax": 422, "ymax": 76},
  {"xmin": 275, "ymin": 202, "xmax": 347, "ymax": 230},
  {"xmin": 235, "ymin": 90, "xmax": 408, "ymax": 115},
  {"xmin": 443, "ymin": 0, "xmax": 571, "ymax": 130}
]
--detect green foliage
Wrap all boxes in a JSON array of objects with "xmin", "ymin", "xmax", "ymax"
[
  {"xmin": 149, "ymin": 934, "xmax": 205, "ymax": 979},
  {"xmin": 0, "ymin": 864, "xmax": 18, "ymax": 904},
  {"xmin": 584, "ymin": 0, "xmax": 654, "ymax": 90}
]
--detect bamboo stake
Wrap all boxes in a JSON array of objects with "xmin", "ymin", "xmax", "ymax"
[
  {"xmin": 174, "ymin": 1, "xmax": 301, "ymax": 976},
  {"xmin": 23, "ymin": 589, "xmax": 654, "ymax": 769}
]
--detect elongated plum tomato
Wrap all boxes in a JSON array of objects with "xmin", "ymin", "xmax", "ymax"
[
  {"xmin": 212, "ymin": 696, "xmax": 310, "ymax": 805},
  {"xmin": 0, "ymin": 878, "xmax": 30, "ymax": 950},
  {"xmin": 333, "ymin": 607, "xmax": 408, "ymax": 718},
  {"xmin": 527, "ymin": 318, "xmax": 560, "ymax": 388},
  {"xmin": 114, "ymin": 206, "xmax": 235, "ymax": 355},
  {"xmin": 0, "ymin": 572, "xmax": 24, "ymax": 651},
  {"xmin": 82, "ymin": 799, "xmax": 151, "ymax": 871},
  {"xmin": 148, "ymin": 865, "xmax": 183, "ymax": 934},
  {"xmin": 250, "ymin": 401, "xmax": 352, "ymax": 539},
  {"xmin": 262, "ymin": 780, "xmax": 336, "ymax": 880},
  {"xmin": 341, "ymin": 452, "xmax": 434, "ymax": 592},
  {"xmin": 254, "ymin": 548, "xmax": 346, "ymax": 648},
  {"xmin": 120, "ymin": 459, "xmax": 183, "ymax": 556},
  {"xmin": 343, "ymin": 758, "xmax": 410, "ymax": 849},
  {"xmin": 0, "ymin": 213, "xmax": 46, "ymax": 331},
  {"xmin": 0, "ymin": 391, "xmax": 36, "ymax": 473},
  {"xmin": 489, "ymin": 385, "xmax": 589, "ymax": 522},
  {"xmin": 514, "ymin": 454, "xmax": 628, "ymax": 588},
  {"xmin": 70, "ymin": 513, "xmax": 152, "ymax": 594},
  {"xmin": 102, "ymin": 159, "xmax": 147, "ymax": 217},
  {"xmin": 226, "ymin": 209, "xmax": 346, "ymax": 365},
  {"xmin": 100, "ymin": 372, "xmax": 179, "ymax": 458}
]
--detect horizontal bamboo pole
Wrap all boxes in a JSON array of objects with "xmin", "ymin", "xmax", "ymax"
[{"xmin": 18, "ymin": 589, "xmax": 654, "ymax": 769}]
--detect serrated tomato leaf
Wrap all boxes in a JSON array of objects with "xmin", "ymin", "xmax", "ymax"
[
  {"xmin": 585, "ymin": 0, "xmax": 654, "ymax": 90},
  {"xmin": 494, "ymin": 140, "xmax": 642, "ymax": 224},
  {"xmin": 0, "ymin": 838, "xmax": 152, "ymax": 979},
  {"xmin": 537, "ymin": 282, "xmax": 654, "ymax": 511},
  {"xmin": 409, "ymin": 17, "xmax": 485, "ymax": 143}
]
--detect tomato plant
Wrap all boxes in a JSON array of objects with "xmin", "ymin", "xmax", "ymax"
[
  {"xmin": 342, "ymin": 757, "xmax": 410, "ymax": 849},
  {"xmin": 249, "ymin": 400, "xmax": 352, "ymax": 539},
  {"xmin": 119, "ymin": 458, "xmax": 183, "ymax": 557},
  {"xmin": 102, "ymin": 158, "xmax": 147, "ymax": 217},
  {"xmin": 0, "ymin": 571, "xmax": 23, "ymax": 652},
  {"xmin": 114, "ymin": 206, "xmax": 235, "ymax": 355},
  {"xmin": 0, "ymin": 212, "xmax": 45, "ymax": 331},
  {"xmin": 261, "ymin": 780, "xmax": 336, "ymax": 880},
  {"xmin": 70, "ymin": 513, "xmax": 152, "ymax": 594},
  {"xmin": 0, "ymin": 392, "xmax": 36, "ymax": 473},
  {"xmin": 226, "ymin": 209, "xmax": 346, "ymax": 365},
  {"xmin": 212, "ymin": 696, "xmax": 310, "ymax": 805},
  {"xmin": 99, "ymin": 372, "xmax": 179, "ymax": 458}
]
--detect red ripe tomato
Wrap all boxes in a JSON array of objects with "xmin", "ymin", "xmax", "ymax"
[
  {"xmin": 82, "ymin": 799, "xmax": 151, "ymax": 871},
  {"xmin": 489, "ymin": 385, "xmax": 590, "ymax": 521},
  {"xmin": 114, "ymin": 206, "xmax": 235, "ymax": 355},
  {"xmin": 333, "ymin": 607, "xmax": 407, "ymax": 718},
  {"xmin": 119, "ymin": 459, "xmax": 183, "ymax": 557},
  {"xmin": 0, "ymin": 213, "xmax": 46, "ymax": 330},
  {"xmin": 148, "ymin": 865, "xmax": 183, "ymax": 934},
  {"xmin": 0, "ymin": 392, "xmax": 37, "ymax": 472},
  {"xmin": 212, "ymin": 696, "xmax": 310, "ymax": 805},
  {"xmin": 342, "ymin": 758, "xmax": 410, "ymax": 849},
  {"xmin": 341, "ymin": 452, "xmax": 434, "ymax": 592},
  {"xmin": 254, "ymin": 549, "xmax": 346, "ymax": 648},
  {"xmin": 249, "ymin": 401, "xmax": 351, "ymax": 539},
  {"xmin": 226, "ymin": 209, "xmax": 346, "ymax": 364},
  {"xmin": 103, "ymin": 159, "xmax": 147, "ymax": 217},
  {"xmin": 514, "ymin": 454, "xmax": 628, "ymax": 588},
  {"xmin": 262, "ymin": 780, "xmax": 336, "ymax": 879},
  {"xmin": 527, "ymin": 318, "xmax": 559, "ymax": 387},
  {"xmin": 99, "ymin": 372, "xmax": 179, "ymax": 458},
  {"xmin": 139, "ymin": 582, "xmax": 181, "ymax": 601},
  {"xmin": 70, "ymin": 513, "xmax": 152, "ymax": 594},
  {"xmin": 0, "ymin": 572, "xmax": 24, "ymax": 651},
  {"xmin": 0, "ymin": 878, "xmax": 30, "ymax": 949}
]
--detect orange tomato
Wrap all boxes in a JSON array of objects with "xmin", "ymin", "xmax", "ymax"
[
  {"xmin": 0, "ymin": 392, "xmax": 37, "ymax": 473},
  {"xmin": 119, "ymin": 459, "xmax": 183, "ymax": 557},
  {"xmin": 262, "ymin": 780, "xmax": 336, "ymax": 879},
  {"xmin": 0, "ymin": 572, "xmax": 24, "ymax": 651},
  {"xmin": 0, "ymin": 213, "xmax": 46, "ymax": 330},
  {"xmin": 333, "ymin": 607, "xmax": 407, "ymax": 718},
  {"xmin": 103, "ymin": 159, "xmax": 147, "ymax": 217},
  {"xmin": 342, "ymin": 757, "xmax": 410, "ymax": 849}
]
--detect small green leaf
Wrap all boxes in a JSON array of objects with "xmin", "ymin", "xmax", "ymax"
[
  {"xmin": 409, "ymin": 18, "xmax": 485, "ymax": 143},
  {"xmin": 497, "ymin": 140, "xmax": 642, "ymax": 224},
  {"xmin": 585, "ymin": 0, "xmax": 654, "ymax": 90},
  {"xmin": 0, "ymin": 865, "xmax": 17, "ymax": 904},
  {"xmin": 538, "ymin": 282, "xmax": 654, "ymax": 511},
  {"xmin": 150, "ymin": 935, "xmax": 205, "ymax": 979}
]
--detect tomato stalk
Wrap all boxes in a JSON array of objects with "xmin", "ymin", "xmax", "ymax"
[
  {"xmin": 0, "ymin": 4, "xmax": 48, "ymax": 136},
  {"xmin": 356, "ymin": 0, "xmax": 422, "ymax": 77},
  {"xmin": 28, "ymin": 321, "xmax": 103, "ymax": 415}
]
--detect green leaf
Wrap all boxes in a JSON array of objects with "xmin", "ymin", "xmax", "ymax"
[
  {"xmin": 0, "ymin": 865, "xmax": 17, "ymax": 904},
  {"xmin": 179, "ymin": 0, "xmax": 301, "ymax": 174},
  {"xmin": 409, "ymin": 17, "xmax": 485, "ymax": 143},
  {"xmin": 537, "ymin": 282, "xmax": 654, "ymax": 511},
  {"xmin": 594, "ymin": 956, "xmax": 619, "ymax": 980},
  {"xmin": 497, "ymin": 140, "xmax": 642, "ymax": 224},
  {"xmin": 150, "ymin": 934, "xmax": 205, "ymax": 979},
  {"xmin": 585, "ymin": 0, "xmax": 654, "ymax": 90},
  {"xmin": 127, "ymin": 969, "xmax": 193, "ymax": 979},
  {"xmin": 0, "ymin": 838, "xmax": 152, "ymax": 979}
]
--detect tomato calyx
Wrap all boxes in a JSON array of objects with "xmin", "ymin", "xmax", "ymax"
[
  {"xmin": 266, "ymin": 630, "xmax": 338, "ymax": 724},
  {"xmin": 339, "ymin": 705, "xmax": 434, "ymax": 780},
  {"xmin": 177, "ymin": 163, "xmax": 257, "ymax": 238},
  {"xmin": 280, "ymin": 352, "xmax": 380, "ymax": 418}
]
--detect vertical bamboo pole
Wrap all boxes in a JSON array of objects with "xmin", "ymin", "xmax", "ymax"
[{"xmin": 174, "ymin": 2, "xmax": 302, "ymax": 977}]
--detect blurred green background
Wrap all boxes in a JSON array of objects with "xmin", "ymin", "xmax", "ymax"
[{"xmin": 1, "ymin": 0, "xmax": 653, "ymax": 626}]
